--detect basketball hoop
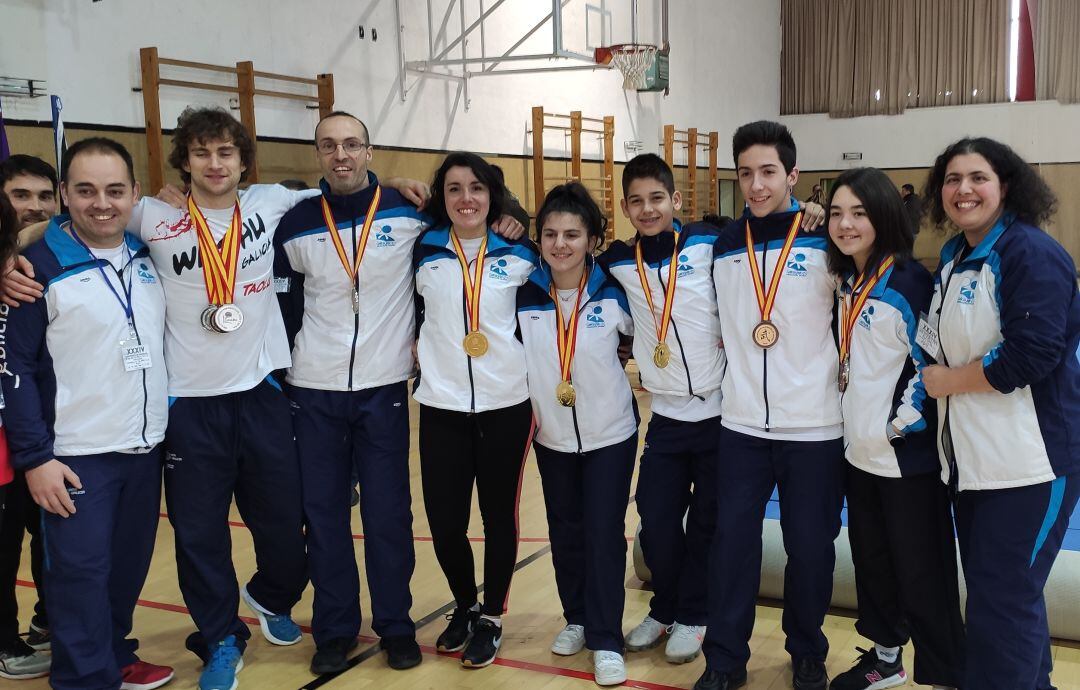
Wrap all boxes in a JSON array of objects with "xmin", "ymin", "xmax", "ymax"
[{"xmin": 595, "ymin": 43, "xmax": 658, "ymax": 91}]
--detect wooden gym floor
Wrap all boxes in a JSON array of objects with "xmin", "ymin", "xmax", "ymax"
[{"xmin": 14, "ymin": 373, "xmax": 1080, "ymax": 689}]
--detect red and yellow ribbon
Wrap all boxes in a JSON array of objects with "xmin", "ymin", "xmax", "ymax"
[
  {"xmin": 320, "ymin": 185, "xmax": 381, "ymax": 288},
  {"xmin": 744, "ymin": 212, "xmax": 802, "ymax": 325},
  {"xmin": 839, "ymin": 255, "xmax": 896, "ymax": 363},
  {"xmin": 449, "ymin": 230, "xmax": 489, "ymax": 334},
  {"xmin": 188, "ymin": 195, "xmax": 243, "ymax": 305},
  {"xmin": 550, "ymin": 270, "xmax": 588, "ymax": 385},
  {"xmin": 634, "ymin": 231, "xmax": 680, "ymax": 348}
]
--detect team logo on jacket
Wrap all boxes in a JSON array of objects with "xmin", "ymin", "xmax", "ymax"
[
  {"xmin": 859, "ymin": 305, "xmax": 874, "ymax": 330},
  {"xmin": 785, "ymin": 252, "xmax": 808, "ymax": 276},
  {"xmin": 677, "ymin": 254, "xmax": 695, "ymax": 276},
  {"xmin": 489, "ymin": 259, "xmax": 510, "ymax": 281},
  {"xmin": 586, "ymin": 305, "xmax": 605, "ymax": 328},
  {"xmin": 376, "ymin": 225, "xmax": 395, "ymax": 247},
  {"xmin": 137, "ymin": 262, "xmax": 156, "ymax": 284},
  {"xmin": 958, "ymin": 279, "xmax": 978, "ymax": 305}
]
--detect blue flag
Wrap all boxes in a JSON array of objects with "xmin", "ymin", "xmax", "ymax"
[
  {"xmin": 51, "ymin": 95, "xmax": 66, "ymax": 172},
  {"xmin": 0, "ymin": 98, "xmax": 10, "ymax": 162}
]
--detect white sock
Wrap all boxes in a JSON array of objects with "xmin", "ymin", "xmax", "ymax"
[
  {"xmin": 875, "ymin": 644, "xmax": 900, "ymax": 664},
  {"xmin": 480, "ymin": 614, "xmax": 502, "ymax": 627},
  {"xmin": 468, "ymin": 603, "xmax": 481, "ymax": 613}
]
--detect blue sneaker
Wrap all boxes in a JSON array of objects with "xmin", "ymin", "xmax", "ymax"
[
  {"xmin": 199, "ymin": 636, "xmax": 243, "ymax": 690},
  {"xmin": 241, "ymin": 585, "xmax": 301, "ymax": 646}
]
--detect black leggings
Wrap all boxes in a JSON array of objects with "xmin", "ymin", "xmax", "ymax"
[{"xmin": 418, "ymin": 401, "xmax": 534, "ymax": 616}]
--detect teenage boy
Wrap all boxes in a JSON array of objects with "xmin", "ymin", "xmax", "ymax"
[
  {"xmin": 597, "ymin": 153, "xmax": 726, "ymax": 664},
  {"xmin": 696, "ymin": 121, "xmax": 845, "ymax": 690},
  {"xmin": 0, "ymin": 154, "xmax": 57, "ymax": 679},
  {"xmin": 0, "ymin": 137, "xmax": 173, "ymax": 690}
]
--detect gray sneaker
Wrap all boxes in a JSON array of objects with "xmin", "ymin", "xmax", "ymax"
[{"xmin": 0, "ymin": 640, "xmax": 51, "ymax": 679}]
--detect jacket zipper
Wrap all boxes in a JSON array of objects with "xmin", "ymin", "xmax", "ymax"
[
  {"xmin": 346, "ymin": 216, "xmax": 361, "ymax": 391},
  {"xmin": 760, "ymin": 239, "xmax": 771, "ymax": 430}
]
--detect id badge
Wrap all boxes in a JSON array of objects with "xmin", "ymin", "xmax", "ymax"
[
  {"xmin": 916, "ymin": 311, "xmax": 941, "ymax": 362},
  {"xmin": 274, "ymin": 277, "xmax": 291, "ymax": 293},
  {"xmin": 120, "ymin": 338, "xmax": 152, "ymax": 371}
]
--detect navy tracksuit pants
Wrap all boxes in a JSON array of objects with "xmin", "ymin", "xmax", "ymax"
[
  {"xmin": 635, "ymin": 413, "xmax": 721, "ymax": 626},
  {"xmin": 956, "ymin": 473, "xmax": 1080, "ymax": 690},
  {"xmin": 534, "ymin": 433, "xmax": 637, "ymax": 653},
  {"xmin": 702, "ymin": 427, "xmax": 845, "ymax": 672},
  {"xmin": 164, "ymin": 379, "xmax": 307, "ymax": 655},
  {"xmin": 42, "ymin": 449, "xmax": 162, "ymax": 690},
  {"xmin": 288, "ymin": 381, "xmax": 416, "ymax": 645}
]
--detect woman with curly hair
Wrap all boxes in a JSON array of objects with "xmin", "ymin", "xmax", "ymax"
[{"xmin": 921, "ymin": 137, "xmax": 1080, "ymax": 690}]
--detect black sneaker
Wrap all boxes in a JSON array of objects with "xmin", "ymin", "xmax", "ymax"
[
  {"xmin": 381, "ymin": 635, "xmax": 422, "ymax": 670},
  {"xmin": 693, "ymin": 667, "xmax": 748, "ymax": 690},
  {"xmin": 829, "ymin": 647, "xmax": 906, "ymax": 690},
  {"xmin": 436, "ymin": 607, "xmax": 479, "ymax": 653},
  {"xmin": 794, "ymin": 657, "xmax": 829, "ymax": 690},
  {"xmin": 24, "ymin": 623, "xmax": 50, "ymax": 652},
  {"xmin": 460, "ymin": 618, "xmax": 501, "ymax": 668},
  {"xmin": 310, "ymin": 637, "xmax": 359, "ymax": 675}
]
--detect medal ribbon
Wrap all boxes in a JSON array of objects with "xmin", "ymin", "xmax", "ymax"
[
  {"xmin": 321, "ymin": 185, "xmax": 382, "ymax": 289},
  {"xmin": 634, "ymin": 231, "xmax": 680, "ymax": 347},
  {"xmin": 449, "ymin": 230, "xmax": 488, "ymax": 333},
  {"xmin": 744, "ymin": 212, "xmax": 802, "ymax": 325},
  {"xmin": 549, "ymin": 270, "xmax": 588, "ymax": 384},
  {"xmin": 839, "ymin": 255, "xmax": 895, "ymax": 363},
  {"xmin": 188, "ymin": 196, "xmax": 243, "ymax": 305}
]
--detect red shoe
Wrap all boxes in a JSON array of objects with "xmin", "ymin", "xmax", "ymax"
[{"xmin": 120, "ymin": 661, "xmax": 175, "ymax": 690}]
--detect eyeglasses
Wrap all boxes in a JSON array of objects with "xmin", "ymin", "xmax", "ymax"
[{"xmin": 316, "ymin": 140, "xmax": 370, "ymax": 155}]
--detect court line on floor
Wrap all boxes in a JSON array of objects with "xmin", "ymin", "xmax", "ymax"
[{"xmin": 14, "ymin": 579, "xmax": 378, "ymax": 644}]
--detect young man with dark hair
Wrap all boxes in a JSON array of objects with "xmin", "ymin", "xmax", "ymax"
[
  {"xmin": 697, "ymin": 121, "xmax": 845, "ymax": 690},
  {"xmin": 1, "ymin": 137, "xmax": 174, "ymax": 690},
  {"xmin": 0, "ymin": 156, "xmax": 56, "ymax": 680},
  {"xmin": 0, "ymin": 155, "xmax": 58, "ymax": 230}
]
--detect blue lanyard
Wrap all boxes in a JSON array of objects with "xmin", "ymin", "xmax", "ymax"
[{"xmin": 69, "ymin": 225, "xmax": 135, "ymax": 324}]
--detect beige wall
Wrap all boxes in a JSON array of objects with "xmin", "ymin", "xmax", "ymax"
[{"xmin": 794, "ymin": 165, "xmax": 1080, "ymax": 267}]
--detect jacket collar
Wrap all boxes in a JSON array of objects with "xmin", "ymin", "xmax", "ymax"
[
  {"xmin": 527, "ymin": 258, "xmax": 607, "ymax": 304},
  {"xmin": 45, "ymin": 215, "xmax": 147, "ymax": 269},
  {"xmin": 318, "ymin": 171, "xmax": 381, "ymax": 217}
]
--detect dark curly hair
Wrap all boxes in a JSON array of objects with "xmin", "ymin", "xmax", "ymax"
[
  {"xmin": 168, "ymin": 107, "xmax": 256, "ymax": 185},
  {"xmin": 534, "ymin": 182, "xmax": 608, "ymax": 249},
  {"xmin": 825, "ymin": 167, "xmax": 913, "ymax": 276},
  {"xmin": 427, "ymin": 152, "xmax": 505, "ymax": 229},
  {"xmin": 923, "ymin": 137, "xmax": 1057, "ymax": 229}
]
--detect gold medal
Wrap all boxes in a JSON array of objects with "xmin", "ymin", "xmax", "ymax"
[
  {"xmin": 653, "ymin": 342, "xmax": 671, "ymax": 368},
  {"xmin": 463, "ymin": 330, "xmax": 489, "ymax": 357},
  {"xmin": 838, "ymin": 256, "xmax": 896, "ymax": 390},
  {"xmin": 555, "ymin": 380, "xmax": 577, "ymax": 407},
  {"xmin": 752, "ymin": 320, "xmax": 779, "ymax": 349},
  {"xmin": 635, "ymin": 231, "xmax": 681, "ymax": 371}
]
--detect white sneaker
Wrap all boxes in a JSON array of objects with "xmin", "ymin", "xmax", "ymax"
[
  {"xmin": 665, "ymin": 623, "xmax": 705, "ymax": 663},
  {"xmin": 593, "ymin": 650, "xmax": 627, "ymax": 686},
  {"xmin": 550, "ymin": 624, "xmax": 586, "ymax": 655},
  {"xmin": 625, "ymin": 615, "xmax": 670, "ymax": 651}
]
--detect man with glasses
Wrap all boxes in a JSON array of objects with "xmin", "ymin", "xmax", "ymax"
[{"xmin": 274, "ymin": 111, "xmax": 523, "ymax": 675}]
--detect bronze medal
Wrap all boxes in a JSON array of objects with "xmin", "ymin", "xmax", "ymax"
[{"xmin": 752, "ymin": 320, "xmax": 780, "ymax": 349}]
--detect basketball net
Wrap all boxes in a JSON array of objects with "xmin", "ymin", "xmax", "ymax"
[{"xmin": 610, "ymin": 45, "xmax": 658, "ymax": 90}]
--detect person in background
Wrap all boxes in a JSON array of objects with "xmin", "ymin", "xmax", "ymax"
[{"xmin": 900, "ymin": 183, "xmax": 923, "ymax": 236}]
